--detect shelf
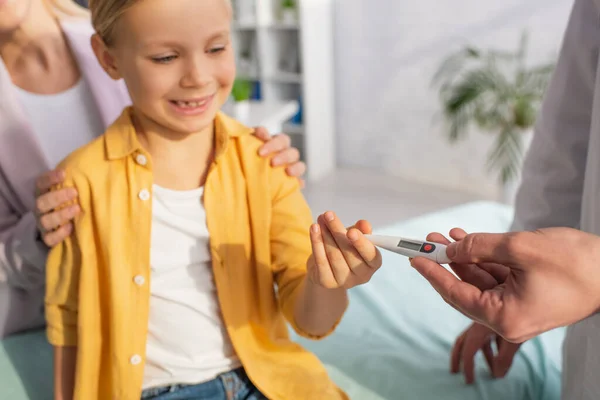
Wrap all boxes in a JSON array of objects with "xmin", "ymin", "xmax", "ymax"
[
  {"xmin": 269, "ymin": 72, "xmax": 302, "ymax": 83},
  {"xmin": 282, "ymin": 122, "xmax": 304, "ymax": 135},
  {"xmin": 230, "ymin": 0, "xmax": 335, "ymax": 182},
  {"xmin": 268, "ymin": 22, "xmax": 300, "ymax": 30},
  {"xmin": 235, "ymin": 73, "xmax": 261, "ymax": 81},
  {"xmin": 233, "ymin": 21, "xmax": 259, "ymax": 30},
  {"xmin": 222, "ymin": 100, "xmax": 299, "ymax": 134}
]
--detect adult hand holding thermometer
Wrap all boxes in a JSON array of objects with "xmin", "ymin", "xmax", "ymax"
[{"xmin": 365, "ymin": 234, "xmax": 451, "ymax": 264}]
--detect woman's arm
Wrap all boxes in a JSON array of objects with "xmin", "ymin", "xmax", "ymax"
[
  {"xmin": 0, "ymin": 169, "xmax": 79, "ymax": 291},
  {"xmin": 54, "ymin": 346, "xmax": 77, "ymax": 400}
]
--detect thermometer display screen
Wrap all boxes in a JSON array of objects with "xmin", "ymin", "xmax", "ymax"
[{"xmin": 397, "ymin": 240, "xmax": 422, "ymax": 251}]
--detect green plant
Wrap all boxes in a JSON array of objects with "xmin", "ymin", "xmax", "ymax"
[
  {"xmin": 231, "ymin": 79, "xmax": 252, "ymax": 102},
  {"xmin": 432, "ymin": 32, "xmax": 555, "ymax": 184},
  {"xmin": 282, "ymin": 0, "xmax": 296, "ymax": 9}
]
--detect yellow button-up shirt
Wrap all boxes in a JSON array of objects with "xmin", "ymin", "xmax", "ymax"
[{"xmin": 45, "ymin": 108, "xmax": 347, "ymax": 400}]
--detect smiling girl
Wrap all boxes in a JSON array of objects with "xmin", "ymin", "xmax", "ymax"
[{"xmin": 44, "ymin": 0, "xmax": 382, "ymax": 399}]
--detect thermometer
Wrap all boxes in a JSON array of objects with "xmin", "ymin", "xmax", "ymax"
[{"xmin": 365, "ymin": 234, "xmax": 451, "ymax": 264}]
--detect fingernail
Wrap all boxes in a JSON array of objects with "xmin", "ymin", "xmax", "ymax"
[
  {"xmin": 258, "ymin": 148, "xmax": 268, "ymax": 156},
  {"xmin": 446, "ymin": 242, "xmax": 457, "ymax": 258},
  {"xmin": 311, "ymin": 224, "xmax": 319, "ymax": 233},
  {"xmin": 325, "ymin": 211, "xmax": 334, "ymax": 222},
  {"xmin": 69, "ymin": 188, "xmax": 78, "ymax": 197},
  {"xmin": 408, "ymin": 257, "xmax": 414, "ymax": 265},
  {"xmin": 271, "ymin": 157, "xmax": 281, "ymax": 166}
]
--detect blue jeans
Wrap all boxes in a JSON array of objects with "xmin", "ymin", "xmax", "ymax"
[{"xmin": 141, "ymin": 368, "xmax": 268, "ymax": 400}]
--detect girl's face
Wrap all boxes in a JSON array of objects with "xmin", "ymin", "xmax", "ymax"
[
  {"xmin": 93, "ymin": 0, "xmax": 235, "ymax": 136},
  {"xmin": 0, "ymin": 0, "xmax": 34, "ymax": 34}
]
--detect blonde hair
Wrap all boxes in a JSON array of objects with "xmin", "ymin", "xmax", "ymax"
[
  {"xmin": 88, "ymin": 0, "xmax": 232, "ymax": 46},
  {"xmin": 88, "ymin": 0, "xmax": 138, "ymax": 46},
  {"xmin": 43, "ymin": 0, "xmax": 90, "ymax": 18}
]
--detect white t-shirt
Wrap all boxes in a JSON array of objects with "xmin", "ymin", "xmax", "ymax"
[
  {"xmin": 143, "ymin": 184, "xmax": 240, "ymax": 390},
  {"xmin": 16, "ymin": 79, "xmax": 104, "ymax": 168}
]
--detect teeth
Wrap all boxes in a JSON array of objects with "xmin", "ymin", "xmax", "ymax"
[{"xmin": 175, "ymin": 99, "xmax": 208, "ymax": 108}]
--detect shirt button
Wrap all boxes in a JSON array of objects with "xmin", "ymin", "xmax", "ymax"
[
  {"xmin": 133, "ymin": 275, "xmax": 145, "ymax": 286},
  {"xmin": 135, "ymin": 153, "xmax": 147, "ymax": 166},
  {"xmin": 130, "ymin": 354, "xmax": 142, "ymax": 365},
  {"xmin": 138, "ymin": 189, "xmax": 150, "ymax": 201}
]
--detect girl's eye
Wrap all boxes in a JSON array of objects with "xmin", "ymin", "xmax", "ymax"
[
  {"xmin": 208, "ymin": 46, "xmax": 226, "ymax": 54},
  {"xmin": 152, "ymin": 55, "xmax": 177, "ymax": 64}
]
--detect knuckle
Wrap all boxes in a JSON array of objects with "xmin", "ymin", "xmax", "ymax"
[
  {"xmin": 39, "ymin": 214, "xmax": 51, "ymax": 230},
  {"xmin": 461, "ymin": 234, "xmax": 478, "ymax": 260},
  {"xmin": 279, "ymin": 133, "xmax": 291, "ymax": 147},
  {"xmin": 290, "ymin": 147, "xmax": 300, "ymax": 160},
  {"xmin": 42, "ymin": 232, "xmax": 54, "ymax": 247},
  {"xmin": 502, "ymin": 233, "xmax": 523, "ymax": 257},
  {"xmin": 61, "ymin": 207, "xmax": 74, "ymax": 220}
]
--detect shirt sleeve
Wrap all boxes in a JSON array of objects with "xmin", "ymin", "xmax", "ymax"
[
  {"xmin": 511, "ymin": 0, "xmax": 599, "ymax": 232},
  {"xmin": 268, "ymin": 165, "xmax": 344, "ymax": 339},
  {"xmin": 45, "ymin": 168, "xmax": 90, "ymax": 347}
]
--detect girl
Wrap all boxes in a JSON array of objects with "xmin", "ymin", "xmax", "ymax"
[
  {"xmin": 0, "ymin": 0, "xmax": 302, "ymax": 338},
  {"xmin": 45, "ymin": 0, "xmax": 382, "ymax": 399}
]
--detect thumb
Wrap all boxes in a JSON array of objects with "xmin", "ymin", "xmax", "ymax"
[
  {"xmin": 348, "ymin": 219, "xmax": 372, "ymax": 234},
  {"xmin": 446, "ymin": 232, "xmax": 516, "ymax": 266},
  {"xmin": 410, "ymin": 257, "xmax": 491, "ymax": 322}
]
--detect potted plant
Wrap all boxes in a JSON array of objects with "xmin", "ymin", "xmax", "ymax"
[
  {"xmin": 432, "ymin": 32, "xmax": 554, "ymax": 203},
  {"xmin": 281, "ymin": 0, "xmax": 297, "ymax": 24},
  {"xmin": 231, "ymin": 78, "xmax": 252, "ymax": 120}
]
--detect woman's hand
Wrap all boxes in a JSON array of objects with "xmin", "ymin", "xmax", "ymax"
[
  {"xmin": 253, "ymin": 126, "xmax": 307, "ymax": 187},
  {"xmin": 35, "ymin": 169, "xmax": 80, "ymax": 247}
]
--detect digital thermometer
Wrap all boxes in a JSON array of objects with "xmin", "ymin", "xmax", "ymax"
[{"xmin": 365, "ymin": 234, "xmax": 451, "ymax": 264}]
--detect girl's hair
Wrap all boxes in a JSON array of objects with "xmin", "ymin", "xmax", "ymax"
[
  {"xmin": 88, "ymin": 0, "xmax": 138, "ymax": 46},
  {"xmin": 44, "ymin": 0, "xmax": 90, "ymax": 18},
  {"xmin": 88, "ymin": 0, "xmax": 232, "ymax": 46}
]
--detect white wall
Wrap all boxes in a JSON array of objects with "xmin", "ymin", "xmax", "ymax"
[{"xmin": 334, "ymin": 0, "xmax": 573, "ymax": 196}]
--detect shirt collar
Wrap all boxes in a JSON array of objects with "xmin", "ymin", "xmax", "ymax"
[{"xmin": 105, "ymin": 107, "xmax": 254, "ymax": 160}]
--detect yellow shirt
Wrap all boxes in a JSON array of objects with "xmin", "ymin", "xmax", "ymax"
[{"xmin": 45, "ymin": 108, "xmax": 348, "ymax": 400}]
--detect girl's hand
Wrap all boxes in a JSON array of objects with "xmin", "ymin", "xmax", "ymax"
[
  {"xmin": 35, "ymin": 169, "xmax": 80, "ymax": 247},
  {"xmin": 308, "ymin": 211, "xmax": 382, "ymax": 289}
]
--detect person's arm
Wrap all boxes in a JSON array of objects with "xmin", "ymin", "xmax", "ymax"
[
  {"xmin": 268, "ymin": 164, "xmax": 335, "ymax": 338},
  {"xmin": 511, "ymin": 0, "xmax": 599, "ymax": 231},
  {"xmin": 269, "ymin": 165, "xmax": 380, "ymax": 337},
  {"xmin": 45, "ymin": 168, "xmax": 88, "ymax": 400},
  {"xmin": 0, "ymin": 169, "xmax": 79, "ymax": 290},
  {"xmin": 54, "ymin": 346, "xmax": 77, "ymax": 400}
]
